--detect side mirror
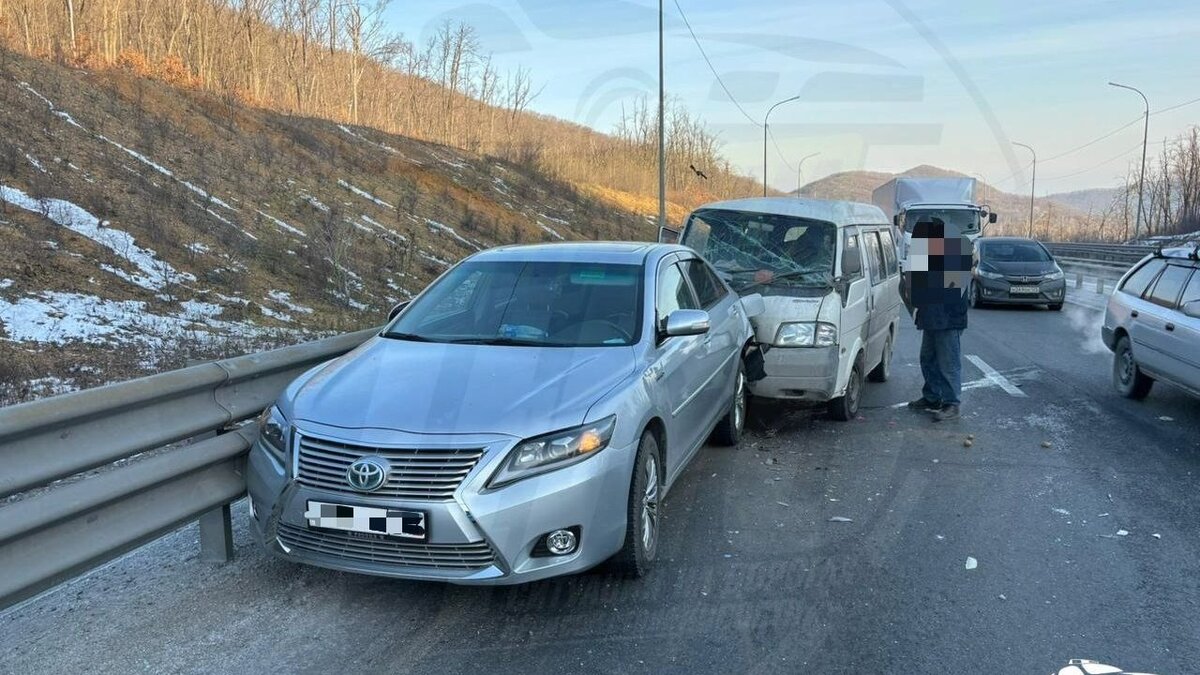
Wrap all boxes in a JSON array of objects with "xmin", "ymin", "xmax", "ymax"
[
  {"xmin": 663, "ymin": 309, "xmax": 710, "ymax": 337},
  {"xmin": 1182, "ymin": 300, "xmax": 1200, "ymax": 319},
  {"xmin": 387, "ymin": 301, "xmax": 410, "ymax": 321},
  {"xmin": 893, "ymin": 215, "xmax": 901, "ymax": 228},
  {"xmin": 841, "ymin": 246, "xmax": 862, "ymax": 276},
  {"xmin": 989, "ymin": 212, "xmax": 998, "ymax": 224},
  {"xmin": 658, "ymin": 226, "xmax": 680, "ymax": 244},
  {"xmin": 740, "ymin": 293, "xmax": 766, "ymax": 319}
]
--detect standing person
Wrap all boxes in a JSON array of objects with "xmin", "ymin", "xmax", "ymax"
[{"xmin": 903, "ymin": 218, "xmax": 972, "ymax": 421}]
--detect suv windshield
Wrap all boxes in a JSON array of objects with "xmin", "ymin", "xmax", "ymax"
[
  {"xmin": 385, "ymin": 260, "xmax": 643, "ymax": 347},
  {"xmin": 680, "ymin": 208, "xmax": 836, "ymax": 291},
  {"xmin": 981, "ymin": 241, "xmax": 1051, "ymax": 262},
  {"xmin": 904, "ymin": 208, "xmax": 981, "ymax": 235}
]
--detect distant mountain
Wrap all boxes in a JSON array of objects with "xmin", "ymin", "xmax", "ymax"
[{"xmin": 1045, "ymin": 188, "xmax": 1121, "ymax": 216}]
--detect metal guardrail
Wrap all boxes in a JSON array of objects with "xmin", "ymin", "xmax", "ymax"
[
  {"xmin": 1043, "ymin": 242, "xmax": 1153, "ymax": 266},
  {"xmin": 0, "ymin": 327, "xmax": 379, "ymax": 610}
]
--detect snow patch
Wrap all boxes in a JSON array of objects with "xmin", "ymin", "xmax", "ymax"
[
  {"xmin": 426, "ymin": 219, "xmax": 481, "ymax": 251},
  {"xmin": 539, "ymin": 224, "xmax": 565, "ymax": 240},
  {"xmin": 25, "ymin": 154, "xmax": 47, "ymax": 174},
  {"xmin": 267, "ymin": 290, "xmax": 313, "ymax": 315},
  {"xmin": 338, "ymin": 179, "xmax": 394, "ymax": 209},
  {"xmin": 255, "ymin": 209, "xmax": 307, "ymax": 238}
]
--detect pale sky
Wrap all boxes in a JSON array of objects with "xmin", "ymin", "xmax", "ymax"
[{"xmin": 384, "ymin": 0, "xmax": 1200, "ymax": 196}]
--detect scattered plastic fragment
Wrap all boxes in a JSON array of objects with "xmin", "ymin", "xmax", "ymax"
[
  {"xmin": 932, "ymin": 459, "xmax": 940, "ymax": 463},
  {"xmin": 966, "ymin": 434, "xmax": 975, "ymax": 441},
  {"xmin": 1041, "ymin": 440, "xmax": 1052, "ymax": 448},
  {"xmin": 776, "ymin": 501, "xmax": 790, "ymax": 507},
  {"xmin": 1152, "ymin": 533, "xmax": 1161, "ymax": 539},
  {"xmin": 963, "ymin": 439, "xmax": 973, "ymax": 448},
  {"xmin": 935, "ymin": 535, "xmax": 945, "ymax": 540},
  {"xmin": 1097, "ymin": 513, "xmax": 1110, "ymax": 517},
  {"xmin": 965, "ymin": 557, "xmax": 978, "ymax": 570},
  {"xmin": 998, "ymin": 594, "xmax": 1007, "ymax": 601},
  {"xmin": 1159, "ymin": 416, "xmax": 1174, "ymax": 422},
  {"xmin": 828, "ymin": 516, "xmax": 853, "ymax": 523},
  {"xmin": 1116, "ymin": 529, "xmax": 1129, "ymax": 536},
  {"xmin": 1052, "ymin": 508, "xmax": 1071, "ymax": 516}
]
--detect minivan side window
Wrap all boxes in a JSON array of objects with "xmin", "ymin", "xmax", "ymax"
[
  {"xmin": 842, "ymin": 232, "xmax": 863, "ymax": 279},
  {"xmin": 1147, "ymin": 264, "xmax": 1193, "ymax": 309},
  {"xmin": 863, "ymin": 230, "xmax": 885, "ymax": 284},
  {"xmin": 879, "ymin": 229, "xmax": 899, "ymax": 276},
  {"xmin": 1120, "ymin": 259, "xmax": 1166, "ymax": 297},
  {"xmin": 680, "ymin": 259, "xmax": 727, "ymax": 308}
]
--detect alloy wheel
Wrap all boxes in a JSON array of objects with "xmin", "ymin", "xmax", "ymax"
[{"xmin": 641, "ymin": 455, "xmax": 659, "ymax": 552}]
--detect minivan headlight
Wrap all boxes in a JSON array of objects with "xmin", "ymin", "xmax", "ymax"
[
  {"xmin": 775, "ymin": 322, "xmax": 837, "ymax": 347},
  {"xmin": 489, "ymin": 416, "xmax": 616, "ymax": 488},
  {"xmin": 256, "ymin": 406, "xmax": 290, "ymax": 463}
]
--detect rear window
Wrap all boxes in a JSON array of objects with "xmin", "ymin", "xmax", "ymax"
[
  {"xmin": 1120, "ymin": 259, "xmax": 1166, "ymax": 297},
  {"xmin": 980, "ymin": 241, "xmax": 1051, "ymax": 263},
  {"xmin": 1146, "ymin": 264, "xmax": 1192, "ymax": 309},
  {"xmin": 1182, "ymin": 268, "xmax": 1200, "ymax": 306}
]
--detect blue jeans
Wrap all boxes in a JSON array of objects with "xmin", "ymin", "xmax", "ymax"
[{"xmin": 920, "ymin": 329, "xmax": 963, "ymax": 406}]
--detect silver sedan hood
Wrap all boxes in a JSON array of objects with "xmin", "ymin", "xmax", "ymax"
[{"xmin": 287, "ymin": 336, "xmax": 637, "ymax": 438}]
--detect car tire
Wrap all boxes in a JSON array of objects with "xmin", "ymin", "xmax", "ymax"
[
  {"xmin": 1113, "ymin": 335, "xmax": 1153, "ymax": 400},
  {"xmin": 1049, "ymin": 303, "xmax": 1063, "ymax": 311},
  {"xmin": 711, "ymin": 362, "xmax": 746, "ymax": 446},
  {"xmin": 828, "ymin": 356, "xmax": 864, "ymax": 421},
  {"xmin": 970, "ymin": 281, "xmax": 986, "ymax": 309},
  {"xmin": 868, "ymin": 333, "xmax": 893, "ymax": 383},
  {"xmin": 611, "ymin": 431, "xmax": 661, "ymax": 577}
]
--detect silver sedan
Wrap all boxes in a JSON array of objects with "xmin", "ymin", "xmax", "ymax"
[{"xmin": 247, "ymin": 242, "xmax": 756, "ymax": 583}]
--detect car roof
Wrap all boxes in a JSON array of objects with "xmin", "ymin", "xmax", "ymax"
[
  {"xmin": 978, "ymin": 237, "xmax": 1043, "ymax": 244},
  {"xmin": 692, "ymin": 197, "xmax": 889, "ymax": 227},
  {"xmin": 470, "ymin": 241, "xmax": 682, "ymax": 265},
  {"xmin": 1158, "ymin": 244, "xmax": 1200, "ymax": 262}
]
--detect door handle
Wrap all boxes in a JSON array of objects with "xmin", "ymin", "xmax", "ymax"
[
  {"xmin": 1166, "ymin": 323, "xmax": 1175, "ymax": 332},
  {"xmin": 1130, "ymin": 310, "xmax": 1139, "ymax": 318}
]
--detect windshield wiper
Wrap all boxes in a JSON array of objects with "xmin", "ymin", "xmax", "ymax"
[
  {"xmin": 383, "ymin": 331, "xmax": 437, "ymax": 342},
  {"xmin": 446, "ymin": 337, "xmax": 573, "ymax": 347}
]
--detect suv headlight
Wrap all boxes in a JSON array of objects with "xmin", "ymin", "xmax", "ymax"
[
  {"xmin": 774, "ymin": 322, "xmax": 837, "ymax": 347},
  {"xmin": 489, "ymin": 416, "xmax": 616, "ymax": 488},
  {"xmin": 256, "ymin": 406, "xmax": 290, "ymax": 463}
]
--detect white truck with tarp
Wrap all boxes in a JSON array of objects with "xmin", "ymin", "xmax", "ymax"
[{"xmin": 871, "ymin": 177, "xmax": 995, "ymax": 270}]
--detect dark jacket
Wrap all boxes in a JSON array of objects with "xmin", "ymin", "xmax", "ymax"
[{"xmin": 914, "ymin": 288, "xmax": 968, "ymax": 331}]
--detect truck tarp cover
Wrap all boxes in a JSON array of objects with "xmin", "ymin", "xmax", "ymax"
[{"xmin": 872, "ymin": 177, "xmax": 977, "ymax": 217}]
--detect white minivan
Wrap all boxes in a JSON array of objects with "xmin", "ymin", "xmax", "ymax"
[{"xmin": 666, "ymin": 198, "xmax": 902, "ymax": 420}]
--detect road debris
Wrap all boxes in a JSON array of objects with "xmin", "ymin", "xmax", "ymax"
[
  {"xmin": 936, "ymin": 535, "xmax": 945, "ymax": 540},
  {"xmin": 775, "ymin": 501, "xmax": 790, "ymax": 508},
  {"xmin": 965, "ymin": 557, "xmax": 978, "ymax": 570},
  {"xmin": 1041, "ymin": 440, "xmax": 1052, "ymax": 448},
  {"xmin": 828, "ymin": 516, "xmax": 853, "ymax": 523},
  {"xmin": 1152, "ymin": 533, "xmax": 1162, "ymax": 539},
  {"xmin": 1116, "ymin": 529, "xmax": 1129, "ymax": 536},
  {"xmin": 1098, "ymin": 513, "xmax": 1110, "ymax": 517},
  {"xmin": 966, "ymin": 434, "xmax": 975, "ymax": 441},
  {"xmin": 1158, "ymin": 416, "xmax": 1174, "ymax": 422},
  {"xmin": 998, "ymin": 594, "xmax": 1007, "ymax": 601},
  {"xmin": 963, "ymin": 439, "xmax": 973, "ymax": 448}
]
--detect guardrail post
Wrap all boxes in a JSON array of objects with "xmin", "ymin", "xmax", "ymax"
[
  {"xmin": 199, "ymin": 503, "xmax": 234, "ymax": 563},
  {"xmin": 1075, "ymin": 272, "xmax": 1083, "ymax": 289},
  {"xmin": 1097, "ymin": 278, "xmax": 1105, "ymax": 294}
]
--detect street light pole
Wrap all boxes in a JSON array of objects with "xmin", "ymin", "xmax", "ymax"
[
  {"xmin": 763, "ymin": 95, "xmax": 800, "ymax": 197},
  {"xmin": 1109, "ymin": 81, "xmax": 1149, "ymax": 240},
  {"xmin": 796, "ymin": 152, "xmax": 820, "ymax": 196},
  {"xmin": 657, "ymin": 0, "xmax": 666, "ymax": 229},
  {"xmin": 1013, "ymin": 142, "xmax": 1036, "ymax": 238}
]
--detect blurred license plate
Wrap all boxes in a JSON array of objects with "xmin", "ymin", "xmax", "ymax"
[
  {"xmin": 1010, "ymin": 285, "xmax": 1040, "ymax": 294},
  {"xmin": 304, "ymin": 501, "xmax": 427, "ymax": 540}
]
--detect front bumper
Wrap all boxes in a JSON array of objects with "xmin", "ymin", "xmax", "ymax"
[
  {"xmin": 975, "ymin": 275, "xmax": 1066, "ymax": 305},
  {"xmin": 246, "ymin": 424, "xmax": 636, "ymax": 585},
  {"xmin": 747, "ymin": 344, "xmax": 840, "ymax": 401}
]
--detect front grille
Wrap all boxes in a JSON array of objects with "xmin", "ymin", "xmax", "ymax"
[
  {"xmin": 296, "ymin": 434, "xmax": 485, "ymax": 500},
  {"xmin": 277, "ymin": 523, "xmax": 495, "ymax": 570}
]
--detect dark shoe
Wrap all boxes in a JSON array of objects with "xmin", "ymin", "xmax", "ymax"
[
  {"xmin": 932, "ymin": 404, "xmax": 960, "ymax": 422},
  {"xmin": 907, "ymin": 397, "xmax": 941, "ymax": 411}
]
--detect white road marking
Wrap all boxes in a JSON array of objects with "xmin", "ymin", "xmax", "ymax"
[{"xmin": 966, "ymin": 354, "xmax": 1027, "ymax": 397}]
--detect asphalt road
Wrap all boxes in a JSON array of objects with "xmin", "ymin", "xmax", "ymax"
[{"xmin": 4, "ymin": 286, "xmax": 1199, "ymax": 675}]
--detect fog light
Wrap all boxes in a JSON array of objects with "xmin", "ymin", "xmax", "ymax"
[{"xmin": 545, "ymin": 529, "xmax": 578, "ymax": 556}]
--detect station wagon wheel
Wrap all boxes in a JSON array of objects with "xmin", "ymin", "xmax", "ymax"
[
  {"xmin": 611, "ymin": 431, "xmax": 661, "ymax": 577},
  {"xmin": 1112, "ymin": 335, "xmax": 1153, "ymax": 400},
  {"xmin": 711, "ymin": 361, "xmax": 746, "ymax": 446}
]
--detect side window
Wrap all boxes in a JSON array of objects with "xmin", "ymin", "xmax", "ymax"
[
  {"xmin": 1120, "ymin": 259, "xmax": 1166, "ymax": 297},
  {"xmin": 681, "ymin": 259, "xmax": 726, "ymax": 308},
  {"xmin": 842, "ymin": 232, "xmax": 863, "ymax": 279},
  {"xmin": 863, "ymin": 230, "xmax": 885, "ymax": 284},
  {"xmin": 1147, "ymin": 264, "xmax": 1192, "ymax": 309},
  {"xmin": 1181, "ymin": 267, "xmax": 1200, "ymax": 306},
  {"xmin": 656, "ymin": 262, "xmax": 699, "ymax": 326},
  {"xmin": 879, "ymin": 229, "xmax": 899, "ymax": 276}
]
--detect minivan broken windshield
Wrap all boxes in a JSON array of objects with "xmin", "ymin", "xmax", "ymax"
[{"xmin": 679, "ymin": 208, "xmax": 836, "ymax": 292}]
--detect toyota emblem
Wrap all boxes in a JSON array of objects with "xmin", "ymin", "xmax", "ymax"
[{"xmin": 346, "ymin": 456, "xmax": 389, "ymax": 492}]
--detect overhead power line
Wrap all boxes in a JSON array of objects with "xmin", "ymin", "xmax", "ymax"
[
  {"xmin": 1036, "ymin": 141, "xmax": 1145, "ymax": 184},
  {"xmin": 767, "ymin": 126, "xmax": 796, "ymax": 172},
  {"xmin": 671, "ymin": 0, "xmax": 761, "ymax": 127}
]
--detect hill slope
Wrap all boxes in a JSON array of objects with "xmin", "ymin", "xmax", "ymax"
[{"xmin": 0, "ymin": 49, "xmax": 651, "ymax": 403}]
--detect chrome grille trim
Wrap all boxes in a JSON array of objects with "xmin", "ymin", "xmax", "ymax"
[
  {"xmin": 277, "ymin": 523, "xmax": 495, "ymax": 570},
  {"xmin": 296, "ymin": 434, "xmax": 485, "ymax": 499}
]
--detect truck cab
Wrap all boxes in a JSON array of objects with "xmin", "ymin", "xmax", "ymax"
[{"xmin": 872, "ymin": 178, "xmax": 996, "ymax": 270}]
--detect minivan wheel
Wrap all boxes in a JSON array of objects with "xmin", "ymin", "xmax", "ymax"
[
  {"xmin": 611, "ymin": 431, "xmax": 660, "ymax": 577},
  {"xmin": 711, "ymin": 362, "xmax": 746, "ymax": 446},
  {"xmin": 829, "ymin": 357, "xmax": 864, "ymax": 421},
  {"xmin": 1113, "ymin": 335, "xmax": 1153, "ymax": 400},
  {"xmin": 868, "ymin": 334, "xmax": 893, "ymax": 383}
]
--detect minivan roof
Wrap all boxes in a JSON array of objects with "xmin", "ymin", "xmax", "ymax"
[{"xmin": 693, "ymin": 197, "xmax": 889, "ymax": 228}]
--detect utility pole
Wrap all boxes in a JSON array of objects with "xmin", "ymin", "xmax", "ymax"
[
  {"xmin": 657, "ymin": 0, "xmax": 666, "ymax": 230},
  {"xmin": 1109, "ymin": 82, "xmax": 1150, "ymax": 240},
  {"xmin": 763, "ymin": 95, "xmax": 800, "ymax": 197},
  {"xmin": 796, "ymin": 152, "xmax": 820, "ymax": 196},
  {"xmin": 1013, "ymin": 142, "xmax": 1036, "ymax": 238}
]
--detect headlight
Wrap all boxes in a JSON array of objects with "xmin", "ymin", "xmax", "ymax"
[
  {"xmin": 1046, "ymin": 268, "xmax": 1065, "ymax": 281},
  {"xmin": 488, "ymin": 416, "xmax": 616, "ymax": 488},
  {"xmin": 977, "ymin": 268, "xmax": 1005, "ymax": 280},
  {"xmin": 774, "ymin": 322, "xmax": 837, "ymax": 347},
  {"xmin": 256, "ymin": 406, "xmax": 290, "ymax": 463}
]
